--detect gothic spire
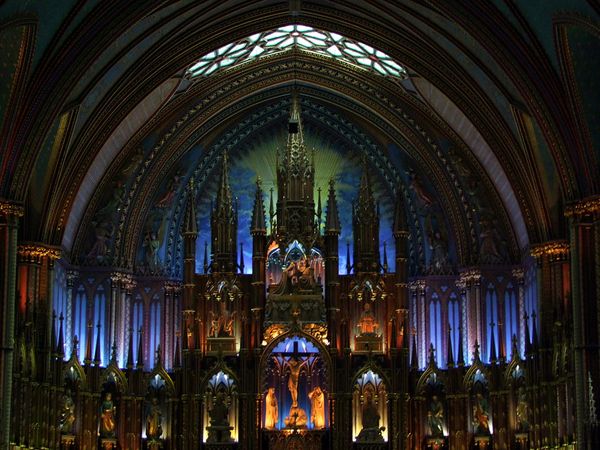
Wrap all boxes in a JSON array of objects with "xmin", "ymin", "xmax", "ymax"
[
  {"xmin": 93, "ymin": 321, "xmax": 102, "ymax": 365},
  {"xmin": 211, "ymin": 151, "xmax": 238, "ymax": 272},
  {"xmin": 447, "ymin": 326, "xmax": 455, "ymax": 368},
  {"xmin": 184, "ymin": 178, "xmax": 197, "ymax": 235},
  {"xmin": 325, "ymin": 179, "xmax": 341, "ymax": 234},
  {"xmin": 126, "ymin": 327, "xmax": 134, "ymax": 369},
  {"xmin": 251, "ymin": 178, "xmax": 266, "ymax": 235},
  {"xmin": 57, "ymin": 313, "xmax": 65, "ymax": 359},
  {"xmin": 411, "ymin": 332, "xmax": 419, "ymax": 370},
  {"xmin": 489, "ymin": 322, "xmax": 497, "ymax": 363},
  {"xmin": 457, "ymin": 326, "xmax": 465, "ymax": 367},
  {"xmin": 136, "ymin": 327, "xmax": 144, "ymax": 369},
  {"xmin": 352, "ymin": 161, "xmax": 380, "ymax": 272}
]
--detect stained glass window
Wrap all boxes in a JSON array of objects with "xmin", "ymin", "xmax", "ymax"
[{"xmin": 187, "ymin": 25, "xmax": 407, "ymax": 79}]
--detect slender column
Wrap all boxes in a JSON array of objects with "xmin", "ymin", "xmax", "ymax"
[
  {"xmin": 65, "ymin": 270, "xmax": 78, "ymax": 357},
  {"xmin": 0, "ymin": 201, "xmax": 24, "ymax": 450},
  {"xmin": 566, "ymin": 196, "xmax": 600, "ymax": 450}
]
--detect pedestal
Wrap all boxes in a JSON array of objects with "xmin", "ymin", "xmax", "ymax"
[
  {"xmin": 207, "ymin": 337, "xmax": 237, "ymax": 355},
  {"xmin": 425, "ymin": 436, "xmax": 446, "ymax": 450},
  {"xmin": 514, "ymin": 432, "xmax": 529, "ymax": 449},
  {"xmin": 473, "ymin": 435, "xmax": 490, "ymax": 449},
  {"xmin": 100, "ymin": 437, "xmax": 117, "ymax": 450},
  {"xmin": 206, "ymin": 425, "xmax": 234, "ymax": 443},
  {"xmin": 60, "ymin": 434, "xmax": 76, "ymax": 450},
  {"xmin": 354, "ymin": 335, "xmax": 383, "ymax": 353},
  {"xmin": 147, "ymin": 438, "xmax": 163, "ymax": 450}
]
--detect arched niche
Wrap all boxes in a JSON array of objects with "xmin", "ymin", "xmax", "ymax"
[
  {"xmin": 417, "ymin": 370, "xmax": 447, "ymax": 441},
  {"xmin": 353, "ymin": 369, "xmax": 388, "ymax": 443},
  {"xmin": 260, "ymin": 334, "xmax": 330, "ymax": 431},
  {"xmin": 202, "ymin": 370, "xmax": 239, "ymax": 443},
  {"xmin": 464, "ymin": 367, "xmax": 492, "ymax": 438},
  {"xmin": 143, "ymin": 369, "xmax": 175, "ymax": 443}
]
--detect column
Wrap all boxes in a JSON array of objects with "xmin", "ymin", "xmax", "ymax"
[
  {"xmin": 0, "ymin": 200, "xmax": 24, "ymax": 450},
  {"xmin": 566, "ymin": 195, "xmax": 600, "ymax": 450}
]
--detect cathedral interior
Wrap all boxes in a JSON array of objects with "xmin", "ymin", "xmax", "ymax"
[{"xmin": 0, "ymin": 2, "xmax": 599, "ymax": 450}]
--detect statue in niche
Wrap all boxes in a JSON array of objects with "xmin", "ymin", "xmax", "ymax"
[
  {"xmin": 472, "ymin": 392, "xmax": 490, "ymax": 434},
  {"xmin": 309, "ymin": 386, "xmax": 325, "ymax": 429},
  {"xmin": 146, "ymin": 397, "xmax": 163, "ymax": 440},
  {"xmin": 143, "ymin": 232, "xmax": 160, "ymax": 273},
  {"xmin": 356, "ymin": 389, "xmax": 384, "ymax": 442},
  {"xmin": 273, "ymin": 257, "xmax": 317, "ymax": 295},
  {"xmin": 357, "ymin": 302, "xmax": 379, "ymax": 336},
  {"xmin": 479, "ymin": 219, "xmax": 503, "ymax": 264},
  {"xmin": 207, "ymin": 391, "xmax": 233, "ymax": 443},
  {"xmin": 87, "ymin": 221, "xmax": 113, "ymax": 263},
  {"xmin": 265, "ymin": 387, "xmax": 278, "ymax": 429},
  {"xmin": 99, "ymin": 392, "xmax": 116, "ymax": 437},
  {"xmin": 209, "ymin": 300, "xmax": 237, "ymax": 337},
  {"xmin": 516, "ymin": 387, "xmax": 530, "ymax": 431},
  {"xmin": 407, "ymin": 169, "xmax": 434, "ymax": 208},
  {"xmin": 427, "ymin": 395, "xmax": 444, "ymax": 437},
  {"xmin": 428, "ymin": 229, "xmax": 449, "ymax": 272},
  {"xmin": 155, "ymin": 174, "xmax": 181, "ymax": 209},
  {"xmin": 59, "ymin": 390, "xmax": 76, "ymax": 434},
  {"xmin": 209, "ymin": 391, "xmax": 230, "ymax": 426},
  {"xmin": 96, "ymin": 180, "xmax": 125, "ymax": 220}
]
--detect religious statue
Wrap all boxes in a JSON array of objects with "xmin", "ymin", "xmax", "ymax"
[
  {"xmin": 143, "ymin": 232, "xmax": 160, "ymax": 273},
  {"xmin": 472, "ymin": 392, "xmax": 490, "ymax": 434},
  {"xmin": 428, "ymin": 229, "xmax": 449, "ymax": 273},
  {"xmin": 296, "ymin": 258, "xmax": 316, "ymax": 290},
  {"xmin": 87, "ymin": 220, "xmax": 113, "ymax": 263},
  {"xmin": 287, "ymin": 357, "xmax": 308, "ymax": 408},
  {"xmin": 146, "ymin": 397, "xmax": 163, "ymax": 440},
  {"xmin": 265, "ymin": 387, "xmax": 278, "ymax": 429},
  {"xmin": 408, "ymin": 169, "xmax": 434, "ymax": 207},
  {"xmin": 99, "ymin": 392, "xmax": 116, "ymax": 437},
  {"xmin": 206, "ymin": 391, "xmax": 233, "ymax": 443},
  {"xmin": 479, "ymin": 220, "xmax": 503, "ymax": 264},
  {"xmin": 210, "ymin": 391, "xmax": 230, "ymax": 426},
  {"xmin": 356, "ymin": 390, "xmax": 384, "ymax": 442},
  {"xmin": 309, "ymin": 386, "xmax": 325, "ymax": 429},
  {"xmin": 209, "ymin": 301, "xmax": 237, "ymax": 337},
  {"xmin": 427, "ymin": 395, "xmax": 444, "ymax": 437},
  {"xmin": 59, "ymin": 390, "xmax": 76, "ymax": 434},
  {"xmin": 357, "ymin": 302, "xmax": 379, "ymax": 336},
  {"xmin": 516, "ymin": 387, "xmax": 530, "ymax": 432}
]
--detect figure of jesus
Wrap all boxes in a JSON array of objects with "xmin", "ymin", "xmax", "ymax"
[{"xmin": 287, "ymin": 357, "xmax": 307, "ymax": 408}]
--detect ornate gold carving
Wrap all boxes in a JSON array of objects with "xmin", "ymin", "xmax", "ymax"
[
  {"xmin": 530, "ymin": 240, "xmax": 569, "ymax": 260},
  {"xmin": 565, "ymin": 195, "xmax": 600, "ymax": 217},
  {"xmin": 0, "ymin": 199, "xmax": 24, "ymax": 217},
  {"xmin": 17, "ymin": 243, "xmax": 61, "ymax": 260}
]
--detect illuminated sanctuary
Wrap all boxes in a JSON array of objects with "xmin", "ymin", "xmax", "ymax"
[{"xmin": 0, "ymin": 3, "xmax": 598, "ymax": 450}]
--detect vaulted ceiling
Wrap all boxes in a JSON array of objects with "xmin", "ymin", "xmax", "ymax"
[{"xmin": 1, "ymin": 1, "xmax": 598, "ymax": 273}]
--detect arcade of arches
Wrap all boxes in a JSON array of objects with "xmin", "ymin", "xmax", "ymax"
[{"xmin": 0, "ymin": 2, "xmax": 599, "ymax": 450}]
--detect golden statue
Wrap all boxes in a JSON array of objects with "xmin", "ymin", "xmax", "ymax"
[
  {"xmin": 100, "ymin": 392, "xmax": 116, "ymax": 437},
  {"xmin": 146, "ymin": 397, "xmax": 163, "ymax": 440},
  {"xmin": 287, "ymin": 357, "xmax": 308, "ymax": 407},
  {"xmin": 309, "ymin": 386, "xmax": 325, "ymax": 429},
  {"xmin": 357, "ymin": 302, "xmax": 379, "ymax": 335},
  {"xmin": 265, "ymin": 387, "xmax": 278, "ymax": 429}
]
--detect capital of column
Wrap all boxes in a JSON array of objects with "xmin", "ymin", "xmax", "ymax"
[
  {"xmin": 164, "ymin": 280, "xmax": 183, "ymax": 294},
  {"xmin": 0, "ymin": 199, "xmax": 24, "ymax": 218},
  {"xmin": 530, "ymin": 240, "xmax": 569, "ymax": 262},
  {"xmin": 511, "ymin": 267, "xmax": 525, "ymax": 283},
  {"xmin": 408, "ymin": 279, "xmax": 426, "ymax": 293},
  {"xmin": 459, "ymin": 268, "xmax": 481, "ymax": 286},
  {"xmin": 565, "ymin": 194, "xmax": 600, "ymax": 219},
  {"xmin": 17, "ymin": 242, "xmax": 61, "ymax": 263}
]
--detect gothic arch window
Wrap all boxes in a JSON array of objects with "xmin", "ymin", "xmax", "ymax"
[
  {"xmin": 503, "ymin": 282, "xmax": 518, "ymax": 360},
  {"xmin": 93, "ymin": 284, "xmax": 108, "ymax": 366},
  {"xmin": 524, "ymin": 265, "xmax": 537, "ymax": 348},
  {"xmin": 187, "ymin": 25, "xmax": 407, "ymax": 80},
  {"xmin": 73, "ymin": 284, "xmax": 87, "ymax": 361},
  {"xmin": 448, "ymin": 292, "xmax": 460, "ymax": 363},
  {"xmin": 485, "ymin": 282, "xmax": 498, "ymax": 363},
  {"xmin": 429, "ymin": 293, "xmax": 442, "ymax": 367},
  {"xmin": 149, "ymin": 294, "xmax": 162, "ymax": 368},
  {"xmin": 132, "ymin": 293, "xmax": 144, "ymax": 365}
]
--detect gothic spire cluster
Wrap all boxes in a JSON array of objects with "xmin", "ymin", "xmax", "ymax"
[
  {"xmin": 352, "ymin": 161, "xmax": 380, "ymax": 272},
  {"xmin": 272, "ymin": 95, "xmax": 319, "ymax": 252},
  {"xmin": 211, "ymin": 152, "xmax": 238, "ymax": 272}
]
